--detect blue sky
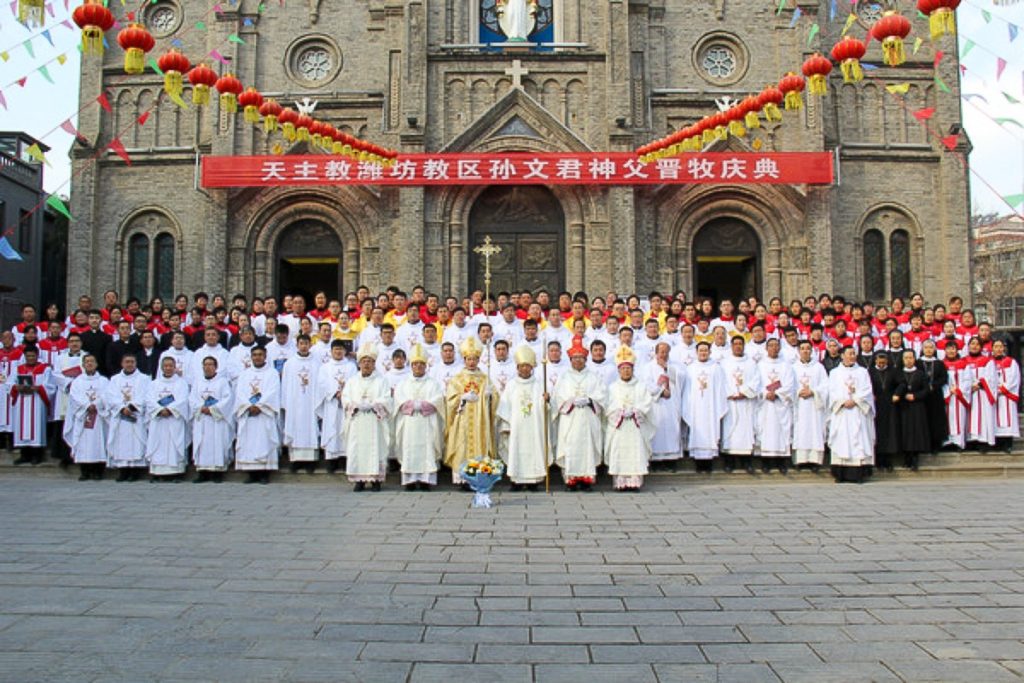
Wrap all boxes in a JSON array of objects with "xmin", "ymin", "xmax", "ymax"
[{"xmin": 0, "ymin": 0, "xmax": 1021, "ymax": 214}]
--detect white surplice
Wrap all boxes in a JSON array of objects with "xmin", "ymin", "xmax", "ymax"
[
  {"xmin": 552, "ymin": 367, "xmax": 607, "ymax": 480},
  {"xmin": 791, "ymin": 359, "xmax": 829, "ymax": 464},
  {"xmin": 103, "ymin": 370, "xmax": 151, "ymax": 467},
  {"xmin": 393, "ymin": 373, "xmax": 446, "ymax": 485},
  {"xmin": 145, "ymin": 373, "xmax": 192, "ymax": 475},
  {"xmin": 63, "ymin": 372, "xmax": 109, "ymax": 463},
  {"xmin": 719, "ymin": 354, "xmax": 761, "ymax": 455},
  {"xmin": 280, "ymin": 353, "xmax": 320, "ymax": 461},
  {"xmin": 755, "ymin": 356, "xmax": 796, "ymax": 458},
  {"xmin": 827, "ymin": 363, "xmax": 876, "ymax": 465},
  {"xmin": 681, "ymin": 360, "xmax": 729, "ymax": 460},
  {"xmin": 233, "ymin": 364, "xmax": 281, "ymax": 470},
  {"xmin": 341, "ymin": 370, "xmax": 393, "ymax": 481},
  {"xmin": 497, "ymin": 374, "xmax": 550, "ymax": 484},
  {"xmin": 641, "ymin": 361, "xmax": 685, "ymax": 461},
  {"xmin": 315, "ymin": 358, "xmax": 356, "ymax": 459},
  {"xmin": 604, "ymin": 377, "xmax": 655, "ymax": 487},
  {"xmin": 994, "ymin": 357, "xmax": 1021, "ymax": 438},
  {"xmin": 190, "ymin": 373, "xmax": 235, "ymax": 471}
]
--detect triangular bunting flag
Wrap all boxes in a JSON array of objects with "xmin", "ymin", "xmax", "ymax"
[
  {"xmin": 933, "ymin": 50, "xmax": 943, "ymax": 68},
  {"xmin": 38, "ymin": 64, "xmax": 53, "ymax": 83},
  {"xmin": 170, "ymin": 38, "xmax": 183, "ymax": 47},
  {"xmin": 97, "ymin": 92, "xmax": 111, "ymax": 112},
  {"xmin": 912, "ymin": 107, "xmax": 935, "ymax": 121},
  {"xmin": 15, "ymin": 76, "xmax": 27, "ymax": 87},
  {"xmin": 1004, "ymin": 91, "xmax": 1021, "ymax": 104},
  {"xmin": 0, "ymin": 237, "xmax": 23, "ymax": 262},
  {"xmin": 885, "ymin": 83, "xmax": 910, "ymax": 94},
  {"xmin": 107, "ymin": 137, "xmax": 131, "ymax": 164},
  {"xmin": 195, "ymin": 20, "xmax": 205, "ymax": 29},
  {"xmin": 59, "ymin": 118, "xmax": 79, "ymax": 137},
  {"xmin": 997, "ymin": 58, "xmax": 1007, "ymax": 81},
  {"xmin": 23, "ymin": 38, "xmax": 34, "ymax": 58},
  {"xmin": 40, "ymin": 28, "xmax": 52, "ymax": 45},
  {"xmin": 789, "ymin": 6, "xmax": 802, "ymax": 27},
  {"xmin": 242, "ymin": 16, "xmax": 253, "ymax": 25},
  {"xmin": 212, "ymin": 2, "xmax": 222, "ymax": 10},
  {"xmin": 0, "ymin": 89, "xmax": 6, "ymax": 110},
  {"xmin": 995, "ymin": 118, "xmax": 1024, "ymax": 129},
  {"xmin": 1010, "ymin": 24, "xmax": 1019, "ymax": 42},
  {"xmin": 1003, "ymin": 194, "xmax": 1024, "ymax": 209},
  {"xmin": 0, "ymin": 51, "xmax": 8, "ymax": 61},
  {"xmin": 912, "ymin": 37, "xmax": 923, "ymax": 54},
  {"xmin": 56, "ymin": 53, "xmax": 66, "ymax": 64},
  {"xmin": 807, "ymin": 22, "xmax": 819, "ymax": 46},
  {"xmin": 842, "ymin": 13, "xmax": 856, "ymax": 35},
  {"xmin": 167, "ymin": 90, "xmax": 187, "ymax": 108},
  {"xmin": 961, "ymin": 39, "xmax": 975, "ymax": 59},
  {"xmin": 935, "ymin": 75, "xmax": 951, "ymax": 93},
  {"xmin": 209, "ymin": 48, "xmax": 229, "ymax": 64},
  {"xmin": 941, "ymin": 134, "xmax": 958, "ymax": 150},
  {"xmin": 60, "ymin": 17, "xmax": 71, "ymax": 28},
  {"xmin": 963, "ymin": 93, "xmax": 989, "ymax": 104},
  {"xmin": 25, "ymin": 143, "xmax": 49, "ymax": 165},
  {"xmin": 147, "ymin": 56, "xmax": 163, "ymax": 76},
  {"xmin": 982, "ymin": 9, "xmax": 991, "ymax": 22},
  {"xmin": 45, "ymin": 2, "xmax": 53, "ymax": 15},
  {"xmin": 46, "ymin": 194, "xmax": 72, "ymax": 220},
  {"xmin": 227, "ymin": 33, "xmax": 244, "ymax": 43},
  {"xmin": 137, "ymin": 111, "xmax": 149, "ymax": 125},
  {"xmin": 830, "ymin": 0, "xmax": 837, "ymax": 21}
]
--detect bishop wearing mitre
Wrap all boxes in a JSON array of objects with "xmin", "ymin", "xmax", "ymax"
[{"xmin": 444, "ymin": 337, "xmax": 497, "ymax": 489}]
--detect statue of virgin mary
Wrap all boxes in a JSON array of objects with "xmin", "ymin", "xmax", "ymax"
[{"xmin": 496, "ymin": 0, "xmax": 537, "ymax": 41}]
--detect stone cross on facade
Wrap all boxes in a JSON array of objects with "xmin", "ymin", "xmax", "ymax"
[{"xmin": 504, "ymin": 60, "xmax": 529, "ymax": 89}]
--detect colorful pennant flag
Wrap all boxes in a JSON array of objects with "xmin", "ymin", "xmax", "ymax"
[
  {"xmin": 885, "ymin": 83, "xmax": 910, "ymax": 94},
  {"xmin": 842, "ymin": 13, "xmax": 856, "ymax": 35},
  {"xmin": 935, "ymin": 75, "xmax": 951, "ymax": 93},
  {"xmin": 147, "ymin": 56, "xmax": 163, "ymax": 76},
  {"xmin": 40, "ymin": 28, "xmax": 52, "ymax": 45},
  {"xmin": 807, "ymin": 22, "xmax": 819, "ymax": 46},
  {"xmin": 137, "ymin": 111, "xmax": 149, "ymax": 126},
  {"xmin": 56, "ymin": 52, "xmax": 65, "ymax": 64},
  {"xmin": 912, "ymin": 107, "xmax": 935, "ymax": 121},
  {"xmin": 789, "ymin": 6, "xmax": 802, "ymax": 27},
  {"xmin": 195, "ymin": 20, "xmax": 205, "ymax": 29},
  {"xmin": 107, "ymin": 137, "xmax": 131, "ymax": 164},
  {"xmin": 0, "ymin": 237, "xmax": 23, "ymax": 262},
  {"xmin": 15, "ymin": 76, "xmax": 27, "ymax": 87},
  {"xmin": 997, "ymin": 57, "xmax": 1007, "ymax": 81},
  {"xmin": 1003, "ymin": 194, "xmax": 1024, "ymax": 209},
  {"xmin": 59, "ymin": 118, "xmax": 79, "ymax": 137},
  {"xmin": 912, "ymin": 37, "xmax": 923, "ymax": 54},
  {"xmin": 1004, "ymin": 91, "xmax": 1021, "ymax": 104},
  {"xmin": 982, "ymin": 9, "xmax": 991, "ymax": 22},
  {"xmin": 227, "ymin": 33, "xmax": 244, "ymax": 43},
  {"xmin": 25, "ymin": 143, "xmax": 48, "ymax": 165},
  {"xmin": 995, "ymin": 117, "xmax": 1023, "ymax": 129},
  {"xmin": 933, "ymin": 50, "xmax": 943, "ymax": 68},
  {"xmin": 0, "ymin": 51, "xmax": 8, "ymax": 62},
  {"xmin": 23, "ymin": 38, "xmax": 34, "ymax": 58},
  {"xmin": 961, "ymin": 39, "xmax": 975, "ymax": 59},
  {"xmin": 1010, "ymin": 23, "xmax": 1019, "ymax": 42},
  {"xmin": 0, "ymin": 88, "xmax": 6, "ymax": 110},
  {"xmin": 209, "ymin": 48, "xmax": 229, "ymax": 64},
  {"xmin": 38, "ymin": 64, "xmax": 53, "ymax": 83},
  {"xmin": 97, "ymin": 92, "xmax": 111, "ymax": 112},
  {"xmin": 46, "ymin": 194, "xmax": 72, "ymax": 220},
  {"xmin": 941, "ymin": 134, "xmax": 958, "ymax": 150}
]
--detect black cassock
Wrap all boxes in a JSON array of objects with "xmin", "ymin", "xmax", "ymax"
[
  {"xmin": 917, "ymin": 357, "xmax": 948, "ymax": 451},
  {"xmin": 895, "ymin": 366, "xmax": 932, "ymax": 453},
  {"xmin": 869, "ymin": 364, "xmax": 901, "ymax": 467}
]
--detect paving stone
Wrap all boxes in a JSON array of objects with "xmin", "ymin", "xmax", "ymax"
[
  {"xmin": 531, "ymin": 626, "xmax": 638, "ymax": 643},
  {"xmin": 590, "ymin": 644, "xmax": 705, "ymax": 663},
  {"xmin": 410, "ymin": 664, "xmax": 532, "ymax": 683},
  {"xmin": 474, "ymin": 644, "xmax": 591, "ymax": 663},
  {"xmin": 768, "ymin": 662, "xmax": 902, "ymax": 682},
  {"xmin": 653, "ymin": 663, "xmax": 782, "ymax": 682},
  {"xmin": 882, "ymin": 659, "xmax": 1022, "ymax": 682},
  {"xmin": 534, "ymin": 664, "xmax": 657, "ymax": 683}
]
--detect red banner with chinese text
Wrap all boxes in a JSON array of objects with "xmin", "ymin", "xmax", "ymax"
[{"xmin": 201, "ymin": 152, "xmax": 834, "ymax": 187}]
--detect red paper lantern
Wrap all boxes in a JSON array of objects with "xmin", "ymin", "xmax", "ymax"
[
  {"xmin": 801, "ymin": 53, "xmax": 833, "ymax": 96},
  {"xmin": 778, "ymin": 72, "xmax": 806, "ymax": 111},
  {"xmin": 187, "ymin": 63, "xmax": 218, "ymax": 106},
  {"xmin": 156, "ymin": 49, "xmax": 190, "ymax": 100},
  {"xmin": 758, "ymin": 85, "xmax": 784, "ymax": 122},
  {"xmin": 294, "ymin": 114, "xmax": 313, "ymax": 142},
  {"xmin": 215, "ymin": 73, "xmax": 243, "ymax": 114},
  {"xmin": 117, "ymin": 23, "xmax": 155, "ymax": 75},
  {"xmin": 917, "ymin": 0, "xmax": 959, "ymax": 40},
  {"xmin": 740, "ymin": 95, "xmax": 762, "ymax": 130},
  {"xmin": 277, "ymin": 108, "xmax": 299, "ymax": 141},
  {"xmin": 258, "ymin": 99, "xmax": 283, "ymax": 134},
  {"xmin": 237, "ymin": 87, "xmax": 263, "ymax": 124},
  {"xmin": 725, "ymin": 106, "xmax": 746, "ymax": 137},
  {"xmin": 72, "ymin": 0, "xmax": 114, "ymax": 56},
  {"xmin": 830, "ymin": 36, "xmax": 867, "ymax": 83},
  {"xmin": 871, "ymin": 11, "xmax": 912, "ymax": 66}
]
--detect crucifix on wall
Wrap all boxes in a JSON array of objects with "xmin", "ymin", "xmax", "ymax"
[{"xmin": 504, "ymin": 59, "xmax": 529, "ymax": 89}]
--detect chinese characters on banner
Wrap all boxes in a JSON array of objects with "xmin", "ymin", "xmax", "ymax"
[{"xmin": 200, "ymin": 152, "xmax": 834, "ymax": 188}]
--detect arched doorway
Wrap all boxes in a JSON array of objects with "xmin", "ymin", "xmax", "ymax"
[
  {"xmin": 275, "ymin": 219, "xmax": 343, "ymax": 302},
  {"xmin": 468, "ymin": 186, "xmax": 564, "ymax": 294},
  {"xmin": 692, "ymin": 218, "xmax": 761, "ymax": 303}
]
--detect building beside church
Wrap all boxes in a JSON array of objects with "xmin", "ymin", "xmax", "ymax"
[{"xmin": 67, "ymin": 0, "xmax": 971, "ymax": 307}]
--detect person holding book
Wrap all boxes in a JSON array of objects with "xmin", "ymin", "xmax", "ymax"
[
  {"xmin": 233, "ymin": 345, "xmax": 281, "ymax": 484},
  {"xmin": 64, "ymin": 354, "xmax": 109, "ymax": 480},
  {"xmin": 6, "ymin": 345, "xmax": 56, "ymax": 465},
  {"xmin": 190, "ymin": 356, "xmax": 236, "ymax": 482},
  {"xmin": 103, "ymin": 353, "xmax": 151, "ymax": 481},
  {"xmin": 145, "ymin": 356, "xmax": 192, "ymax": 481}
]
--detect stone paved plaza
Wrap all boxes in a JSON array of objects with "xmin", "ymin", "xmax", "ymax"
[{"xmin": 2, "ymin": 474, "xmax": 1024, "ymax": 682}]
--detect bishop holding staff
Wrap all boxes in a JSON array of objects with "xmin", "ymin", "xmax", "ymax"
[
  {"xmin": 341, "ymin": 344, "xmax": 393, "ymax": 491},
  {"xmin": 444, "ymin": 337, "xmax": 496, "ymax": 489},
  {"xmin": 496, "ymin": 344, "xmax": 550, "ymax": 492},
  {"xmin": 393, "ymin": 344, "xmax": 447, "ymax": 491}
]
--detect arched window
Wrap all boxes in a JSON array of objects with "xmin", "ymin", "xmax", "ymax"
[
  {"xmin": 154, "ymin": 232, "xmax": 175, "ymax": 301},
  {"xmin": 889, "ymin": 229, "xmax": 910, "ymax": 298},
  {"xmin": 863, "ymin": 229, "xmax": 885, "ymax": 301},
  {"xmin": 128, "ymin": 234, "xmax": 150, "ymax": 301}
]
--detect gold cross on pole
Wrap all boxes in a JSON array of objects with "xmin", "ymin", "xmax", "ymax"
[{"xmin": 473, "ymin": 235, "xmax": 502, "ymax": 291}]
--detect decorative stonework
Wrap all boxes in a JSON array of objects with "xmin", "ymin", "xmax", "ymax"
[{"xmin": 285, "ymin": 35, "xmax": 342, "ymax": 87}]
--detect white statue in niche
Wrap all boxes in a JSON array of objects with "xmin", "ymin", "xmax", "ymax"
[{"xmin": 496, "ymin": 0, "xmax": 538, "ymax": 41}]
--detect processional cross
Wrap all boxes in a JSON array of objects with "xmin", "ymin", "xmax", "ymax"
[{"xmin": 473, "ymin": 235, "xmax": 502, "ymax": 298}]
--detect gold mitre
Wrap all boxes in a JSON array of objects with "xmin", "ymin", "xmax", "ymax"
[
  {"xmin": 460, "ymin": 336, "xmax": 482, "ymax": 359},
  {"xmin": 513, "ymin": 344, "xmax": 537, "ymax": 367},
  {"xmin": 356, "ymin": 342, "xmax": 378, "ymax": 361},
  {"xmin": 615, "ymin": 345, "xmax": 636, "ymax": 367},
  {"xmin": 409, "ymin": 343, "xmax": 429, "ymax": 364}
]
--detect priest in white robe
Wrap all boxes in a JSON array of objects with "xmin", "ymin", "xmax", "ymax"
[
  {"xmin": 828, "ymin": 346, "xmax": 876, "ymax": 483},
  {"xmin": 158, "ymin": 332, "xmax": 195, "ymax": 383},
  {"xmin": 393, "ymin": 344, "xmax": 446, "ymax": 490},
  {"xmin": 63, "ymin": 353, "xmax": 108, "ymax": 480},
  {"xmin": 51, "ymin": 337, "xmax": 85, "ymax": 467},
  {"xmin": 281, "ymin": 334, "xmax": 321, "ymax": 472},
  {"xmin": 315, "ymin": 340, "xmax": 356, "ymax": 473},
  {"xmin": 719, "ymin": 336, "xmax": 761, "ymax": 473},
  {"xmin": 497, "ymin": 344, "xmax": 550, "ymax": 491},
  {"xmin": 791, "ymin": 340, "xmax": 830, "ymax": 469},
  {"xmin": 233, "ymin": 346, "xmax": 281, "ymax": 484},
  {"xmin": 681, "ymin": 342, "xmax": 728, "ymax": 472},
  {"xmin": 145, "ymin": 356, "xmax": 192, "ymax": 480},
  {"xmin": 605, "ymin": 346, "xmax": 655, "ymax": 491},
  {"xmin": 190, "ymin": 356, "xmax": 235, "ymax": 482},
  {"xmin": 103, "ymin": 353, "xmax": 151, "ymax": 481},
  {"xmin": 552, "ymin": 338, "xmax": 607, "ymax": 491},
  {"xmin": 754, "ymin": 339, "xmax": 796, "ymax": 473},
  {"xmin": 642, "ymin": 342, "xmax": 685, "ymax": 468},
  {"xmin": 341, "ymin": 343, "xmax": 393, "ymax": 491}
]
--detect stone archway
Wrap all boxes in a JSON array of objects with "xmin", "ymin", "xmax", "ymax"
[
  {"xmin": 467, "ymin": 186, "xmax": 566, "ymax": 294},
  {"xmin": 692, "ymin": 218, "xmax": 762, "ymax": 303},
  {"xmin": 274, "ymin": 219, "xmax": 343, "ymax": 302}
]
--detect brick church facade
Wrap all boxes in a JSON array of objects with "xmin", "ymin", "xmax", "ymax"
[{"xmin": 67, "ymin": 0, "xmax": 971, "ymax": 306}]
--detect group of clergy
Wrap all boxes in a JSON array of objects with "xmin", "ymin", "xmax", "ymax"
[{"xmin": 3, "ymin": 287, "xmax": 1020, "ymax": 490}]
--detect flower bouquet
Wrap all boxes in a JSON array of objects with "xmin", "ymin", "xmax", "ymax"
[{"xmin": 460, "ymin": 456, "xmax": 505, "ymax": 509}]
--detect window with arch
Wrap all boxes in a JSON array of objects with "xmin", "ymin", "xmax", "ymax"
[
  {"xmin": 860, "ymin": 209, "xmax": 915, "ymax": 300},
  {"xmin": 122, "ymin": 211, "xmax": 178, "ymax": 302},
  {"xmin": 862, "ymin": 229, "xmax": 884, "ymax": 301}
]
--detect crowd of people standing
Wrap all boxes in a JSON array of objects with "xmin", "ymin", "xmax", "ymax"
[{"xmin": 1, "ymin": 286, "xmax": 1019, "ymax": 490}]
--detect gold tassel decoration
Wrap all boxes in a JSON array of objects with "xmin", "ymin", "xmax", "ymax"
[
  {"xmin": 840, "ymin": 59, "xmax": 863, "ymax": 83},
  {"xmin": 882, "ymin": 36, "xmax": 906, "ymax": 66}
]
